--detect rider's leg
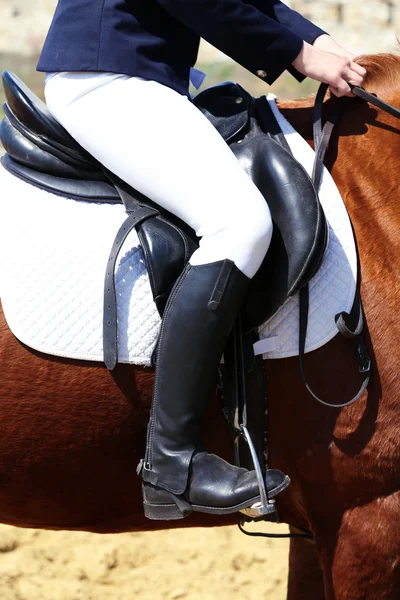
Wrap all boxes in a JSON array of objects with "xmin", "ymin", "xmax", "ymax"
[
  {"xmin": 45, "ymin": 73, "xmax": 290, "ymax": 519},
  {"xmin": 44, "ymin": 72, "xmax": 269, "ymax": 278}
]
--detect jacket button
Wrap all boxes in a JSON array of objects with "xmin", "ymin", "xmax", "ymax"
[{"xmin": 256, "ymin": 70, "xmax": 267, "ymax": 78}]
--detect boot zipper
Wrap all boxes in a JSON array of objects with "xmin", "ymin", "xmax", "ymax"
[{"xmin": 144, "ymin": 416, "xmax": 154, "ymax": 470}]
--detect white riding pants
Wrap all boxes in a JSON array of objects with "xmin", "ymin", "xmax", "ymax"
[{"xmin": 45, "ymin": 73, "xmax": 273, "ymax": 279}]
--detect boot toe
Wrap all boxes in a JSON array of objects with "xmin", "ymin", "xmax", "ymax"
[
  {"xmin": 186, "ymin": 452, "xmax": 260, "ymax": 509},
  {"xmin": 265, "ymin": 469, "xmax": 291, "ymax": 497}
]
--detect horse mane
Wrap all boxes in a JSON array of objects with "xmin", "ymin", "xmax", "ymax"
[{"xmin": 357, "ymin": 48, "xmax": 400, "ymax": 98}]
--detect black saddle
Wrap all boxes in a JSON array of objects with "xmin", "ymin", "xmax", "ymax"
[{"xmin": 0, "ymin": 71, "xmax": 327, "ymax": 346}]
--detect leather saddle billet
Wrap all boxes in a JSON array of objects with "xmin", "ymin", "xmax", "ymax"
[{"xmin": 0, "ymin": 71, "xmax": 327, "ymax": 343}]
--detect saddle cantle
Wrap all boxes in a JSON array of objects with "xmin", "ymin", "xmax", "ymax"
[{"xmin": 0, "ymin": 71, "xmax": 327, "ymax": 338}]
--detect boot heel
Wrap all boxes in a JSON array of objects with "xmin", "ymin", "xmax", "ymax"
[
  {"xmin": 142, "ymin": 483, "xmax": 193, "ymax": 521},
  {"xmin": 143, "ymin": 501, "xmax": 189, "ymax": 520}
]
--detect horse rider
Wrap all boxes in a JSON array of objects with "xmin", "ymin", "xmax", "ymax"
[{"xmin": 37, "ymin": 0, "xmax": 366, "ymax": 520}]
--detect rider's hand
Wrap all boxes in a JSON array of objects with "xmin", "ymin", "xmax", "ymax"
[
  {"xmin": 292, "ymin": 41, "xmax": 367, "ymax": 98},
  {"xmin": 312, "ymin": 33, "xmax": 357, "ymax": 62}
]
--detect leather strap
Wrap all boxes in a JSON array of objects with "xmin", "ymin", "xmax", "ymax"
[
  {"xmin": 103, "ymin": 169, "xmax": 144, "ymax": 213},
  {"xmin": 308, "ymin": 78, "xmax": 400, "ymax": 404},
  {"xmin": 351, "ymin": 84, "xmax": 400, "ymax": 120},
  {"xmin": 101, "ymin": 168, "xmax": 160, "ymax": 369},
  {"xmin": 223, "ymin": 318, "xmax": 276, "ymax": 519},
  {"xmin": 312, "ymin": 84, "xmax": 351, "ymax": 191},
  {"xmin": 297, "ymin": 83, "xmax": 374, "ymax": 407},
  {"xmin": 313, "ymin": 83, "xmax": 400, "ymax": 162},
  {"xmin": 103, "ymin": 204, "xmax": 158, "ymax": 370},
  {"xmin": 299, "ymin": 285, "xmax": 370, "ymax": 408},
  {"xmin": 312, "ymin": 83, "xmax": 328, "ymax": 151}
]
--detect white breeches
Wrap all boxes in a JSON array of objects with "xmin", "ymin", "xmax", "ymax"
[{"xmin": 45, "ymin": 72, "xmax": 273, "ymax": 279}]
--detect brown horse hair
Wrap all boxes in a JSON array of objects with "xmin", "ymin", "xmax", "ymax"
[{"xmin": 357, "ymin": 48, "xmax": 400, "ymax": 97}]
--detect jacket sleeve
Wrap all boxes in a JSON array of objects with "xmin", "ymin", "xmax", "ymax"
[
  {"xmin": 250, "ymin": 0, "xmax": 326, "ymax": 45},
  {"xmin": 155, "ymin": 0, "xmax": 305, "ymax": 85},
  {"xmin": 246, "ymin": 0, "xmax": 326, "ymax": 81}
]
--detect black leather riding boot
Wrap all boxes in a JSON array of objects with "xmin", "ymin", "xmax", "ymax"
[{"xmin": 139, "ymin": 259, "xmax": 290, "ymax": 520}]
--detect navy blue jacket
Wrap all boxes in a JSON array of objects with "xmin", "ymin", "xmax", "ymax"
[{"xmin": 37, "ymin": 0, "xmax": 325, "ymax": 96}]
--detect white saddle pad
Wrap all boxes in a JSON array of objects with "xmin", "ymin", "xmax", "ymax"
[{"xmin": 0, "ymin": 95, "xmax": 357, "ymax": 365}]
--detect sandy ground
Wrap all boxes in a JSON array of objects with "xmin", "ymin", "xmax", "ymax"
[{"xmin": 0, "ymin": 522, "xmax": 289, "ymax": 600}]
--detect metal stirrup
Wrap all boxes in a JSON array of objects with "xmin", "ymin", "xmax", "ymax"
[{"xmin": 239, "ymin": 425, "xmax": 276, "ymax": 517}]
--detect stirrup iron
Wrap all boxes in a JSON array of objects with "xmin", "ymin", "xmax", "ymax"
[{"xmin": 238, "ymin": 425, "xmax": 276, "ymax": 517}]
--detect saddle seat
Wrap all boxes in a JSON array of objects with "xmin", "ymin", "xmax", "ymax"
[{"xmin": 0, "ymin": 71, "xmax": 327, "ymax": 332}]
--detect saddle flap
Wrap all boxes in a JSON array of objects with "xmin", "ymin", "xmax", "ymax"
[
  {"xmin": 232, "ymin": 120, "xmax": 327, "ymax": 331},
  {"xmin": 193, "ymin": 85, "xmax": 327, "ymax": 330},
  {"xmin": 233, "ymin": 127, "xmax": 324, "ymax": 295}
]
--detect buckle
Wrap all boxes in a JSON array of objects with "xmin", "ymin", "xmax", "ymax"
[{"xmin": 136, "ymin": 458, "xmax": 144, "ymax": 475}]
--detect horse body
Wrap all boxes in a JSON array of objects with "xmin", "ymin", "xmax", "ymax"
[{"xmin": 0, "ymin": 54, "xmax": 399, "ymax": 598}]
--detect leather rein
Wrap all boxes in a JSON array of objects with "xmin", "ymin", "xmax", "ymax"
[{"xmin": 313, "ymin": 82, "xmax": 400, "ymax": 172}]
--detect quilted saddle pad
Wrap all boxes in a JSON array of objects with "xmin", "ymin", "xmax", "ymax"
[{"xmin": 0, "ymin": 96, "xmax": 357, "ymax": 365}]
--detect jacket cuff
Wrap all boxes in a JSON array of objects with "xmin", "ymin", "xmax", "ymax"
[
  {"xmin": 286, "ymin": 32, "xmax": 328, "ymax": 83},
  {"xmin": 307, "ymin": 30, "xmax": 327, "ymax": 46},
  {"xmin": 287, "ymin": 65, "xmax": 306, "ymax": 83},
  {"xmin": 255, "ymin": 34, "xmax": 304, "ymax": 86}
]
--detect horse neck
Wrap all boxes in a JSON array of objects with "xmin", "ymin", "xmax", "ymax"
[{"xmin": 279, "ymin": 95, "xmax": 400, "ymax": 284}]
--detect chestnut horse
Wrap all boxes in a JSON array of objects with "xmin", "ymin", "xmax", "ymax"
[{"xmin": 0, "ymin": 53, "xmax": 399, "ymax": 599}]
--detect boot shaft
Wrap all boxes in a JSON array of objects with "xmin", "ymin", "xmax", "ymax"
[{"xmin": 142, "ymin": 260, "xmax": 250, "ymax": 494}]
